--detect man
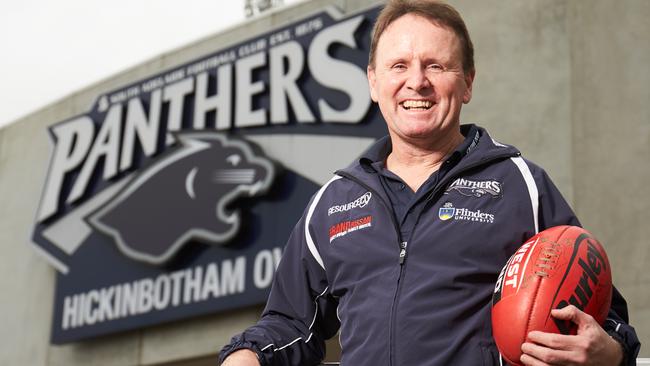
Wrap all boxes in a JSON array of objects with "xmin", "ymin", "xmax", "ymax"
[{"xmin": 220, "ymin": 1, "xmax": 640, "ymax": 365}]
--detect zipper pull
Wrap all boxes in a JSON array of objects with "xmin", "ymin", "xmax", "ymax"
[{"xmin": 399, "ymin": 241, "xmax": 408, "ymax": 265}]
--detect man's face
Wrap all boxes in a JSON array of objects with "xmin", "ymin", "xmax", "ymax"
[{"xmin": 368, "ymin": 14, "xmax": 474, "ymax": 146}]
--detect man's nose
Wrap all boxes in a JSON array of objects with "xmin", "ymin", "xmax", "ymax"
[{"xmin": 405, "ymin": 67, "xmax": 432, "ymax": 91}]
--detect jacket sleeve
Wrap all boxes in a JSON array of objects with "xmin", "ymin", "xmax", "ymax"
[
  {"xmin": 532, "ymin": 163, "xmax": 641, "ymax": 365},
  {"xmin": 219, "ymin": 199, "xmax": 340, "ymax": 366}
]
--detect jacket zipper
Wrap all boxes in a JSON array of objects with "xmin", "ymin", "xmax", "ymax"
[
  {"xmin": 335, "ymin": 171, "xmax": 408, "ymax": 366},
  {"xmin": 399, "ymin": 241, "xmax": 408, "ymax": 264},
  {"xmin": 334, "ymin": 151, "xmax": 518, "ymax": 365}
]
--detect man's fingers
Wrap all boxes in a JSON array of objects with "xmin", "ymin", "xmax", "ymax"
[
  {"xmin": 522, "ymin": 306, "xmax": 620, "ymax": 366},
  {"xmin": 550, "ymin": 305, "xmax": 595, "ymax": 328},
  {"xmin": 520, "ymin": 352, "xmax": 559, "ymax": 366},
  {"xmin": 550, "ymin": 304, "xmax": 578, "ymax": 320},
  {"xmin": 527, "ymin": 330, "xmax": 579, "ymax": 350},
  {"xmin": 519, "ymin": 353, "xmax": 549, "ymax": 366},
  {"xmin": 521, "ymin": 341, "xmax": 575, "ymax": 365}
]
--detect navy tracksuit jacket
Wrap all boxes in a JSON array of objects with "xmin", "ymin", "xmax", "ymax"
[{"xmin": 220, "ymin": 125, "xmax": 640, "ymax": 365}]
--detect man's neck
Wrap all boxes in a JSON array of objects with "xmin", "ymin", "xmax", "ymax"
[{"xmin": 386, "ymin": 130, "xmax": 465, "ymax": 192}]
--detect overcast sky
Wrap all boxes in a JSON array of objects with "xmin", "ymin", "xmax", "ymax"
[{"xmin": 0, "ymin": 0, "xmax": 300, "ymax": 129}]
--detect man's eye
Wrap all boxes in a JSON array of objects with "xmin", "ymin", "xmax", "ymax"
[
  {"xmin": 392, "ymin": 64, "xmax": 407, "ymax": 71},
  {"xmin": 428, "ymin": 64, "xmax": 444, "ymax": 72}
]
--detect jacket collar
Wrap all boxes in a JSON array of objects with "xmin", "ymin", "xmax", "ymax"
[{"xmin": 336, "ymin": 124, "xmax": 520, "ymax": 190}]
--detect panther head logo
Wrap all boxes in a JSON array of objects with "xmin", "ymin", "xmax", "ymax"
[{"xmin": 88, "ymin": 132, "xmax": 275, "ymax": 265}]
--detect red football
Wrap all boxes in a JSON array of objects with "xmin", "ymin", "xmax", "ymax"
[{"xmin": 491, "ymin": 226, "xmax": 612, "ymax": 366}]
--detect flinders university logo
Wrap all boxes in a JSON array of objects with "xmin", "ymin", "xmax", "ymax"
[
  {"xmin": 439, "ymin": 202, "xmax": 456, "ymax": 221},
  {"xmin": 30, "ymin": 5, "xmax": 386, "ymax": 344},
  {"xmin": 438, "ymin": 202, "xmax": 496, "ymax": 224}
]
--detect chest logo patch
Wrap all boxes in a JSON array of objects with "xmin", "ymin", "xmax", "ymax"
[
  {"xmin": 439, "ymin": 202, "xmax": 495, "ymax": 224},
  {"xmin": 445, "ymin": 178, "xmax": 502, "ymax": 198},
  {"xmin": 329, "ymin": 215, "xmax": 373, "ymax": 243},
  {"xmin": 439, "ymin": 202, "xmax": 456, "ymax": 220},
  {"xmin": 328, "ymin": 192, "xmax": 372, "ymax": 216}
]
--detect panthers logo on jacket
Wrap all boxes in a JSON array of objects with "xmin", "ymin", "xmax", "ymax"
[{"xmin": 88, "ymin": 133, "xmax": 275, "ymax": 265}]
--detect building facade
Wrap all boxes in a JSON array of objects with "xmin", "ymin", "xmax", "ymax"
[{"xmin": 0, "ymin": 0, "xmax": 647, "ymax": 365}]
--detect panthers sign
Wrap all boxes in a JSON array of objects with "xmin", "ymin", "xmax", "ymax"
[{"xmin": 32, "ymin": 6, "xmax": 385, "ymax": 343}]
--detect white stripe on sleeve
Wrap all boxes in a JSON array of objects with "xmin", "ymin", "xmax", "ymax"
[
  {"xmin": 510, "ymin": 157, "xmax": 539, "ymax": 234},
  {"xmin": 305, "ymin": 175, "xmax": 342, "ymax": 270}
]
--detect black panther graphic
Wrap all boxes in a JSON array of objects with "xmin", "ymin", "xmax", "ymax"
[{"xmin": 88, "ymin": 133, "xmax": 275, "ymax": 265}]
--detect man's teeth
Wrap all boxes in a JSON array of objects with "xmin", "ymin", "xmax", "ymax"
[{"xmin": 402, "ymin": 100, "xmax": 433, "ymax": 109}]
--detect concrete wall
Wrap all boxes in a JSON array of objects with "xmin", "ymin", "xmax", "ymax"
[
  {"xmin": 460, "ymin": 0, "xmax": 650, "ymax": 352},
  {"xmin": 0, "ymin": 0, "xmax": 646, "ymax": 364},
  {"xmin": 568, "ymin": 0, "xmax": 650, "ymax": 351},
  {"xmin": 461, "ymin": 0, "xmax": 650, "ymax": 353}
]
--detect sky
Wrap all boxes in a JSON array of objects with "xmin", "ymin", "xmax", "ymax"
[{"xmin": 0, "ymin": 0, "xmax": 300, "ymax": 129}]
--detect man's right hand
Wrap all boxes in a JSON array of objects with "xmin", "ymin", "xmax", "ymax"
[{"xmin": 221, "ymin": 349, "xmax": 261, "ymax": 366}]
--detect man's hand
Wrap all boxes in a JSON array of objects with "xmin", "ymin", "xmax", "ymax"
[
  {"xmin": 520, "ymin": 305, "xmax": 623, "ymax": 366},
  {"xmin": 221, "ymin": 349, "xmax": 261, "ymax": 366}
]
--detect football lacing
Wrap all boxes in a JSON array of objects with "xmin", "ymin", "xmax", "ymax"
[{"xmin": 534, "ymin": 242, "xmax": 561, "ymax": 277}]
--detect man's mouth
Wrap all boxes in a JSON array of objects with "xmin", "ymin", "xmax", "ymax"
[{"xmin": 400, "ymin": 100, "xmax": 433, "ymax": 110}]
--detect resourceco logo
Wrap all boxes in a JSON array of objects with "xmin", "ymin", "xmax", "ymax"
[
  {"xmin": 438, "ymin": 202, "xmax": 495, "ymax": 223},
  {"xmin": 328, "ymin": 192, "xmax": 372, "ymax": 216}
]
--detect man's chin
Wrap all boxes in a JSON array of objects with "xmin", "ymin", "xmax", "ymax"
[{"xmin": 390, "ymin": 124, "xmax": 461, "ymax": 146}]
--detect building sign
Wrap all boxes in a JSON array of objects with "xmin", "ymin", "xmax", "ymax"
[{"xmin": 32, "ymin": 6, "xmax": 384, "ymax": 343}]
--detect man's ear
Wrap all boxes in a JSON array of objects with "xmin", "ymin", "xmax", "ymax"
[
  {"xmin": 463, "ymin": 69, "xmax": 475, "ymax": 104},
  {"xmin": 367, "ymin": 66, "xmax": 378, "ymax": 102}
]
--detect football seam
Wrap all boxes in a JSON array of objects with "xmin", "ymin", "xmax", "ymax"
[
  {"xmin": 524, "ymin": 225, "xmax": 571, "ymax": 340},
  {"xmin": 523, "ymin": 272, "xmax": 541, "ymax": 346}
]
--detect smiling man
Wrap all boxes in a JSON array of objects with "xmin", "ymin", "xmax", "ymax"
[
  {"xmin": 219, "ymin": 1, "xmax": 640, "ymax": 365},
  {"xmin": 367, "ymin": 11, "xmax": 473, "ymax": 194}
]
